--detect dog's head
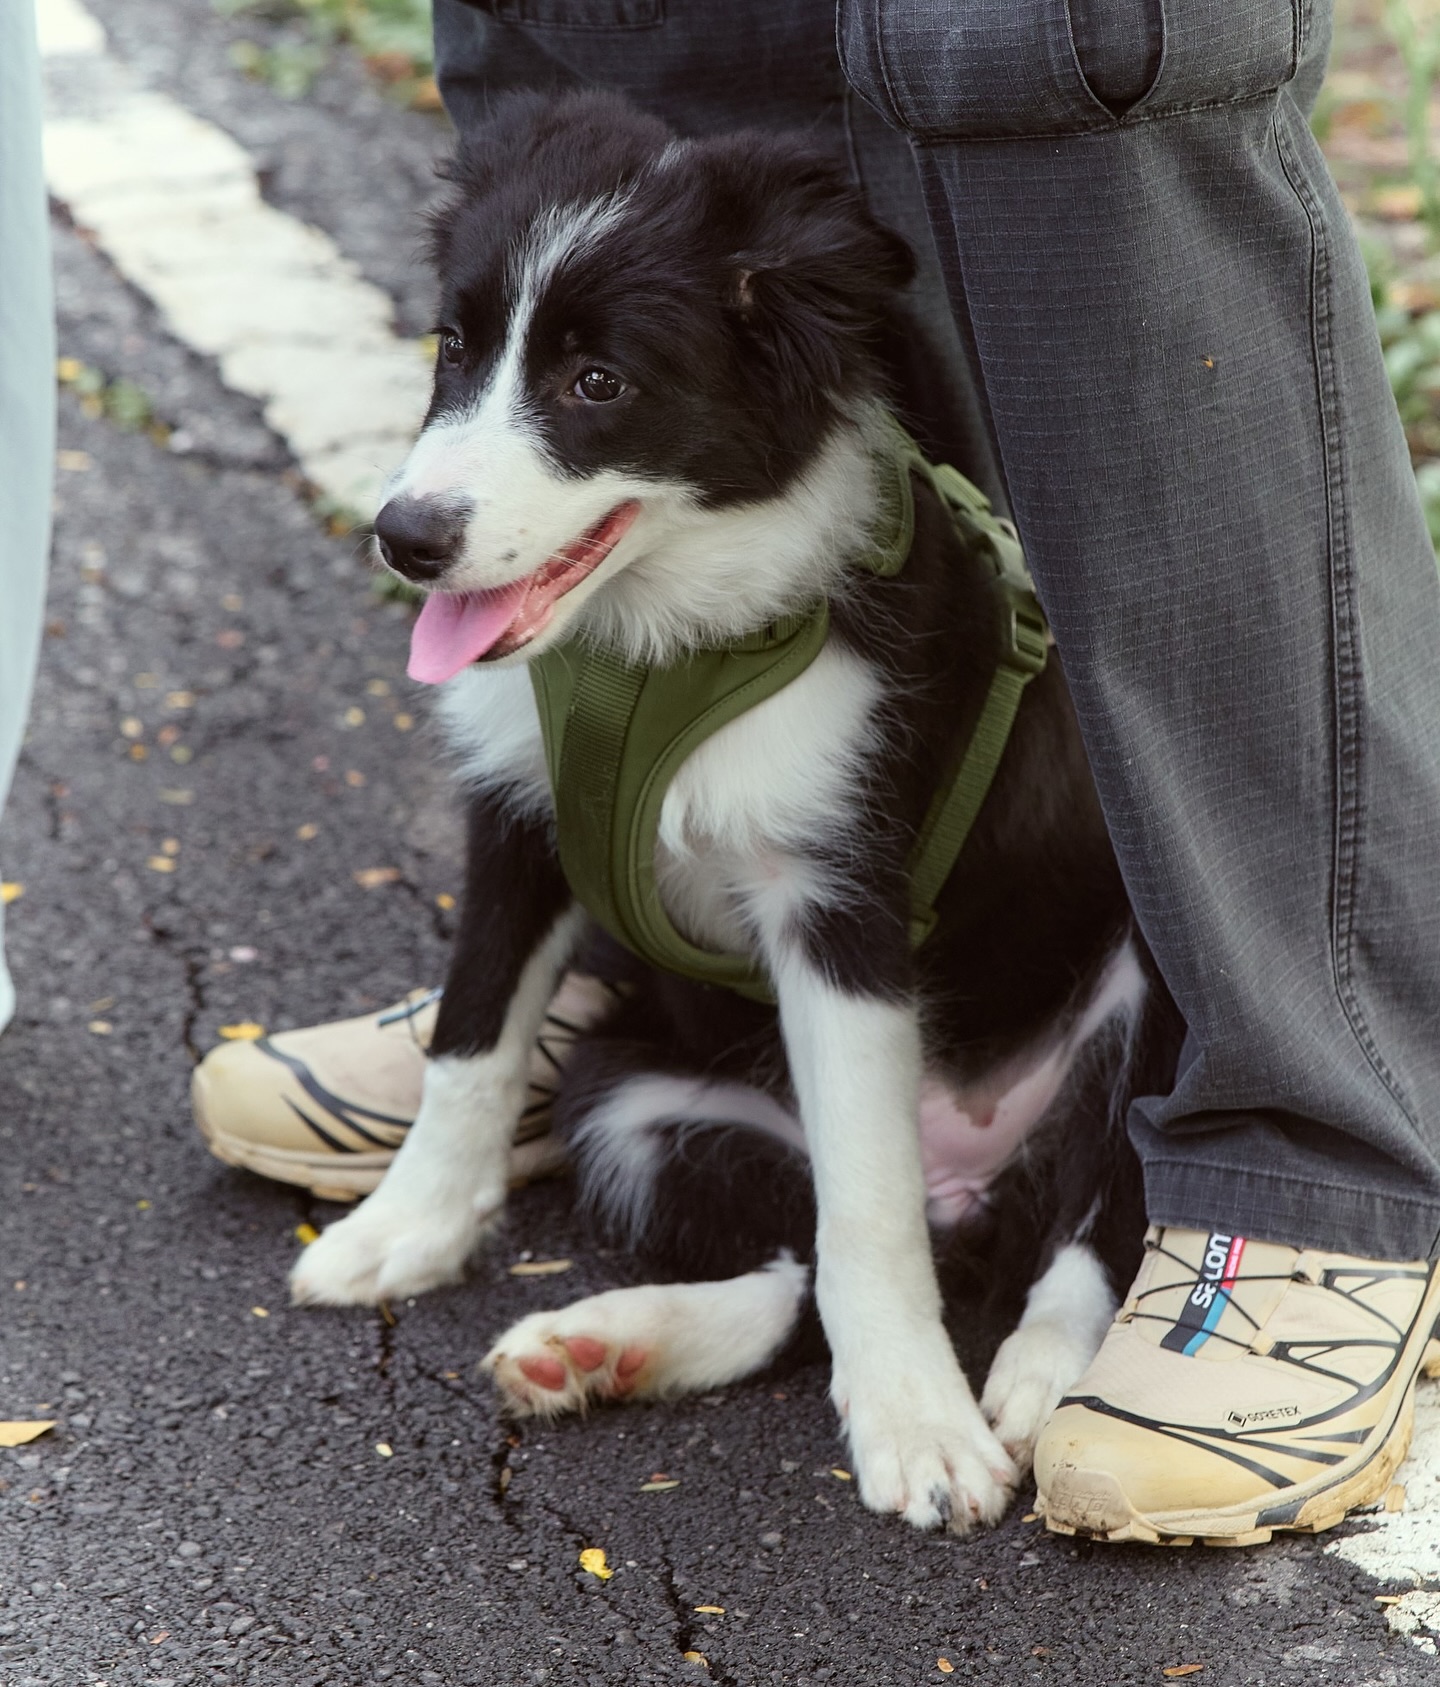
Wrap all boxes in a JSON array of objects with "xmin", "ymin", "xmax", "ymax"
[{"xmin": 377, "ymin": 91, "xmax": 914, "ymax": 680}]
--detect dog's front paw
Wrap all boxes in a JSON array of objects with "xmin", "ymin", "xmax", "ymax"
[
  {"xmin": 290, "ymin": 1186, "xmax": 503, "ymax": 1306},
  {"xmin": 980, "ymin": 1321, "xmax": 1095, "ymax": 1471},
  {"xmin": 840, "ymin": 1359, "xmax": 1016, "ymax": 1533}
]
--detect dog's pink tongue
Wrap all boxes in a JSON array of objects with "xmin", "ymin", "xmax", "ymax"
[{"xmin": 407, "ymin": 584, "xmax": 531, "ymax": 684}]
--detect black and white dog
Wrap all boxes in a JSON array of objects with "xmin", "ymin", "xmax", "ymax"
[{"xmin": 291, "ymin": 92, "xmax": 1181, "ymax": 1533}]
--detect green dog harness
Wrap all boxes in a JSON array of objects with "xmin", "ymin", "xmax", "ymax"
[{"xmin": 528, "ymin": 417, "xmax": 1048, "ymax": 1002}]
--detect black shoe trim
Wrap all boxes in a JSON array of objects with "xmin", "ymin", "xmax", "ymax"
[
  {"xmin": 284, "ymin": 1097, "xmax": 361, "ymax": 1155},
  {"xmin": 256, "ymin": 1037, "xmax": 413, "ymax": 1138}
]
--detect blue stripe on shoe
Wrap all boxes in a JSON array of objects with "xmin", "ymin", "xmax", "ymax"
[{"xmin": 1182, "ymin": 1284, "xmax": 1234, "ymax": 1356}]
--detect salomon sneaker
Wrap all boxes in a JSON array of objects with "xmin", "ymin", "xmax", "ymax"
[
  {"xmin": 1035, "ymin": 1225, "xmax": 1440, "ymax": 1546},
  {"xmin": 192, "ymin": 974, "xmax": 619, "ymax": 1201}
]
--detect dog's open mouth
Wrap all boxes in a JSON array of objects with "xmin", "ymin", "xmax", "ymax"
[{"xmin": 406, "ymin": 501, "xmax": 641, "ymax": 684}]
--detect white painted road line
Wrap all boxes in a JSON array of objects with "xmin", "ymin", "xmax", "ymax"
[
  {"xmin": 1329, "ymin": 1374, "xmax": 1440, "ymax": 1654},
  {"xmin": 36, "ymin": 0, "xmax": 430, "ymax": 518}
]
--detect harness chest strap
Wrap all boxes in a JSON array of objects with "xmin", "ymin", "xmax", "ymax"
[{"xmin": 528, "ymin": 418, "xmax": 1048, "ymax": 1000}]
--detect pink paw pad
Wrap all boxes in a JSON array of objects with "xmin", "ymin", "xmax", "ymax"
[
  {"xmin": 517, "ymin": 1353, "xmax": 568, "ymax": 1392},
  {"xmin": 610, "ymin": 1345, "xmax": 648, "ymax": 1397},
  {"xmin": 564, "ymin": 1336, "xmax": 609, "ymax": 1373}
]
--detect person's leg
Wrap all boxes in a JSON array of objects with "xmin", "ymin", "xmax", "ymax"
[
  {"xmin": 0, "ymin": 0, "xmax": 57, "ymax": 1036},
  {"xmin": 839, "ymin": 0, "xmax": 1440, "ymax": 1543},
  {"xmin": 840, "ymin": 0, "xmax": 1440, "ymax": 1260}
]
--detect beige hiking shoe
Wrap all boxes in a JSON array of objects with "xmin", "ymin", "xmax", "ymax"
[
  {"xmin": 192, "ymin": 973, "xmax": 620, "ymax": 1202},
  {"xmin": 1035, "ymin": 1225, "xmax": 1440, "ymax": 1546}
]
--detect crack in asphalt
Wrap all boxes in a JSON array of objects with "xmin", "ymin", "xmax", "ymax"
[{"xmin": 141, "ymin": 912, "xmax": 207, "ymax": 1063}]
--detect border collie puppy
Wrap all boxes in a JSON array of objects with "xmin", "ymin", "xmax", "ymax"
[{"xmin": 290, "ymin": 91, "xmax": 1182, "ymax": 1534}]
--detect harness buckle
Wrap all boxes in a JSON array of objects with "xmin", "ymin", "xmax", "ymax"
[{"xmin": 996, "ymin": 576, "xmax": 1049, "ymax": 678}]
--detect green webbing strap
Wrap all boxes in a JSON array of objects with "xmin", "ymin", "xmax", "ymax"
[
  {"xmin": 533, "ymin": 607, "xmax": 831, "ymax": 1000},
  {"xmin": 905, "ymin": 564, "xmax": 1048, "ymax": 945},
  {"xmin": 530, "ymin": 419, "xmax": 1048, "ymax": 998}
]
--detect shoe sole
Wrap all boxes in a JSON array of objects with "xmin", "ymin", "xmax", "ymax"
[
  {"xmin": 194, "ymin": 1102, "xmax": 568, "ymax": 1202},
  {"xmin": 1039, "ymin": 1318, "xmax": 1440, "ymax": 1548}
]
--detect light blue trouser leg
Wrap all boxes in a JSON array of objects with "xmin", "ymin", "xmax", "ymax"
[{"xmin": 0, "ymin": 0, "xmax": 56, "ymax": 1034}]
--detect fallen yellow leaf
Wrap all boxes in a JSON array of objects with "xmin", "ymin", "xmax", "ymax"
[
  {"xmin": 830, "ymin": 1467, "xmax": 852, "ymax": 1481},
  {"xmin": 343, "ymin": 706, "xmax": 366, "ymax": 727},
  {"xmin": 693, "ymin": 1604, "xmax": 725, "ymax": 1615},
  {"xmin": 88, "ymin": 1020, "xmax": 113, "ymax": 1036},
  {"xmin": 295, "ymin": 1223, "xmax": 319, "ymax": 1246},
  {"xmin": 252, "ymin": 1306, "xmax": 269, "ymax": 1318},
  {"xmin": 0, "ymin": 1421, "xmax": 55, "ymax": 1447},
  {"xmin": 376, "ymin": 1442, "xmax": 394, "ymax": 1458},
  {"xmin": 353, "ymin": 866, "xmax": 401, "ymax": 889},
  {"xmin": 218, "ymin": 1023, "xmax": 265, "ymax": 1041},
  {"xmin": 296, "ymin": 822, "xmax": 319, "ymax": 841},
  {"xmin": 578, "ymin": 1547, "xmax": 614, "ymax": 1581},
  {"xmin": 682, "ymin": 1654, "xmax": 708, "ymax": 1669},
  {"xmin": 0, "ymin": 882, "xmax": 22, "ymax": 904},
  {"xmin": 937, "ymin": 1662, "xmax": 954, "ymax": 1676},
  {"xmin": 436, "ymin": 892, "xmax": 456, "ymax": 910},
  {"xmin": 1162, "ymin": 1668, "xmax": 1204, "ymax": 1680},
  {"xmin": 56, "ymin": 356, "xmax": 84, "ymax": 382},
  {"xmin": 509, "ymin": 1259, "xmax": 573, "ymax": 1276},
  {"xmin": 146, "ymin": 856, "xmax": 176, "ymax": 874},
  {"xmin": 639, "ymin": 1479, "xmax": 681, "ymax": 1492}
]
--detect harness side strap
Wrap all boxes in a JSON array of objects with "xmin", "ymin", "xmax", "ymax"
[{"xmin": 906, "ymin": 577, "xmax": 1049, "ymax": 948}]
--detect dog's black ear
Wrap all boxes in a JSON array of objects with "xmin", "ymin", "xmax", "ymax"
[{"xmin": 702, "ymin": 135, "xmax": 916, "ymax": 399}]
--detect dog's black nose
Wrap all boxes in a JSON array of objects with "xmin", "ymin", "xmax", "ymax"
[{"xmin": 374, "ymin": 496, "xmax": 468, "ymax": 582}]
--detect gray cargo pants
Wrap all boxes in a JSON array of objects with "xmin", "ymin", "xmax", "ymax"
[{"xmin": 433, "ymin": 0, "xmax": 1440, "ymax": 1260}]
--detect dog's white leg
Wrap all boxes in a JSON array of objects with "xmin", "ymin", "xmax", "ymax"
[
  {"xmin": 776, "ymin": 961, "xmax": 1015, "ymax": 1532},
  {"xmin": 484, "ymin": 1253, "xmax": 810, "ymax": 1415},
  {"xmin": 980, "ymin": 1241, "xmax": 1117, "ymax": 1471},
  {"xmin": 291, "ymin": 910, "xmax": 583, "ymax": 1306}
]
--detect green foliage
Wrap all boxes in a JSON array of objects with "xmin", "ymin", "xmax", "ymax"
[
  {"xmin": 56, "ymin": 357, "xmax": 168, "ymax": 440},
  {"xmin": 218, "ymin": 0, "xmax": 433, "ymax": 99},
  {"xmin": 1368, "ymin": 245, "xmax": 1440, "ymax": 547},
  {"xmin": 228, "ymin": 36, "xmax": 330, "ymax": 99},
  {"xmin": 1417, "ymin": 460, "xmax": 1440, "ymax": 548},
  {"xmin": 1384, "ymin": 0, "xmax": 1440, "ymax": 249}
]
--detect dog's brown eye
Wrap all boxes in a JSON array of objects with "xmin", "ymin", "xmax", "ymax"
[
  {"xmin": 574, "ymin": 368, "xmax": 624, "ymax": 403},
  {"xmin": 439, "ymin": 331, "xmax": 465, "ymax": 366}
]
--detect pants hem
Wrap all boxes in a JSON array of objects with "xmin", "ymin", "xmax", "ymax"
[{"xmin": 1143, "ymin": 1158, "xmax": 1440, "ymax": 1260}]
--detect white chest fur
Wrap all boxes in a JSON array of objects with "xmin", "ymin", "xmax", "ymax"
[{"xmin": 436, "ymin": 641, "xmax": 884, "ymax": 960}]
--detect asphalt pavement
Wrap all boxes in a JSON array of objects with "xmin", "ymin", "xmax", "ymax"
[{"xmin": 3, "ymin": 1, "xmax": 1438, "ymax": 1682}]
